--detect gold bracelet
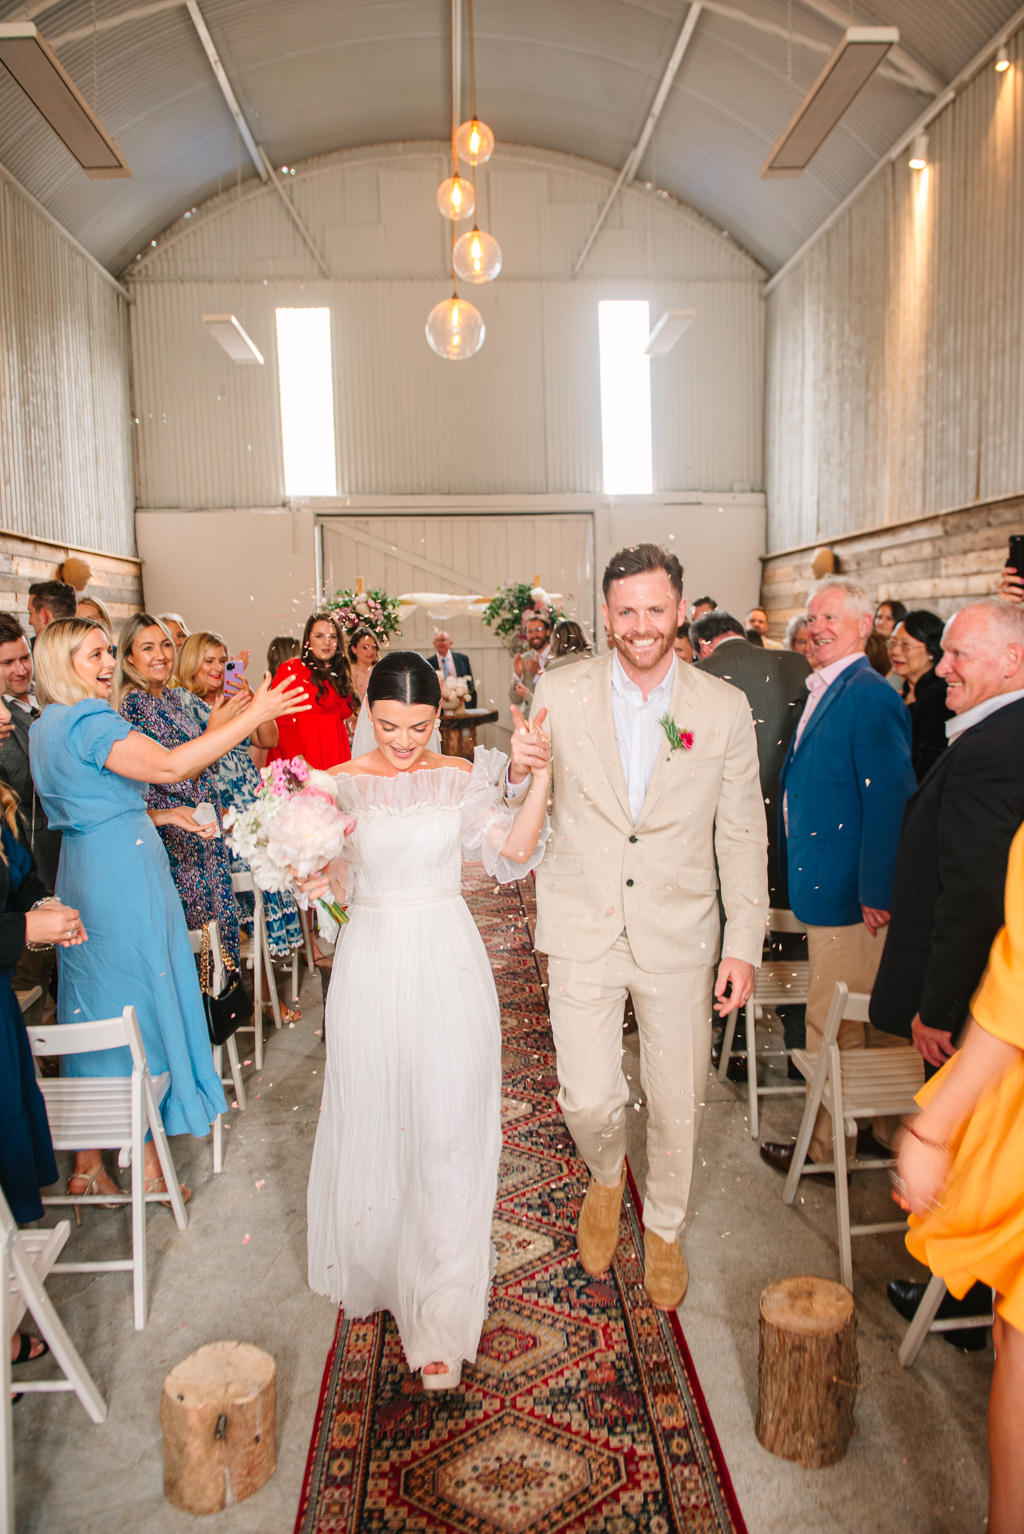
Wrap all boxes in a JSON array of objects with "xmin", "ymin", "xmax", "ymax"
[{"xmin": 903, "ymin": 1120, "xmax": 952, "ymax": 1154}]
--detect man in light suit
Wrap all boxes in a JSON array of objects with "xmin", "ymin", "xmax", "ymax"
[
  {"xmin": 760, "ymin": 577, "xmax": 916, "ymax": 1176},
  {"xmin": 514, "ymin": 544, "xmax": 768, "ymax": 1310},
  {"xmin": 425, "ymin": 630, "xmax": 476, "ymax": 708}
]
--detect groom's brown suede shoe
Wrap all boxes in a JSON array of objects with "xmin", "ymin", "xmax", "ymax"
[
  {"xmin": 577, "ymin": 1167, "xmax": 627, "ymax": 1276},
  {"xmin": 643, "ymin": 1229, "xmax": 688, "ymax": 1310}
]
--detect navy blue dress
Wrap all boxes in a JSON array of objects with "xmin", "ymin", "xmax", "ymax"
[
  {"xmin": 0, "ymin": 823, "xmax": 58, "ymax": 1222},
  {"xmin": 30, "ymin": 699, "xmax": 225, "ymax": 1137}
]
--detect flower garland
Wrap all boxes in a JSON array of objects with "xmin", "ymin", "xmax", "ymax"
[
  {"xmin": 326, "ymin": 587, "xmax": 403, "ymax": 645},
  {"xmin": 482, "ymin": 582, "xmax": 568, "ymax": 656}
]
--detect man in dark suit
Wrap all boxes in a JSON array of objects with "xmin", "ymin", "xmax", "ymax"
[
  {"xmin": 0, "ymin": 613, "xmax": 60, "ymax": 888},
  {"xmin": 871, "ymin": 599, "xmax": 1024, "ymax": 1342},
  {"xmin": 425, "ymin": 630, "xmax": 476, "ymax": 708},
  {"xmin": 760, "ymin": 578, "xmax": 916, "ymax": 1174}
]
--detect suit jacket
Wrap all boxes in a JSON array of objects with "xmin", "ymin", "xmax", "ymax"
[
  {"xmin": 697, "ymin": 637, "xmax": 809, "ymax": 903},
  {"xmin": 779, "ymin": 656, "xmax": 915, "ymax": 926},
  {"xmin": 531, "ymin": 654, "xmax": 768, "ymax": 971},
  {"xmin": 0, "ymin": 701, "xmax": 61, "ymax": 890},
  {"xmin": 426, "ymin": 650, "xmax": 477, "ymax": 708},
  {"xmin": 870, "ymin": 696, "xmax": 1024, "ymax": 1044}
]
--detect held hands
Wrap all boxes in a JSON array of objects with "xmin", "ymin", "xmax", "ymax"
[
  {"xmin": 713, "ymin": 957, "xmax": 755, "ymax": 1018},
  {"xmin": 26, "ymin": 900, "xmax": 87, "ymax": 948},
  {"xmin": 509, "ymin": 706, "xmax": 551, "ymax": 784}
]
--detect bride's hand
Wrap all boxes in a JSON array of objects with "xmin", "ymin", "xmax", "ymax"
[
  {"xmin": 509, "ymin": 706, "xmax": 551, "ymax": 780},
  {"xmin": 289, "ymin": 866, "xmax": 330, "ymax": 903}
]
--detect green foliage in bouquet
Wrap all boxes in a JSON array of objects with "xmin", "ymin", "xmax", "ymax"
[
  {"xmin": 482, "ymin": 582, "xmax": 568, "ymax": 655},
  {"xmin": 327, "ymin": 588, "xmax": 403, "ymax": 645}
]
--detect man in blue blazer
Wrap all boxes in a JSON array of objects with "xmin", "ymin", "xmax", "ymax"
[{"xmin": 760, "ymin": 578, "xmax": 916, "ymax": 1174}]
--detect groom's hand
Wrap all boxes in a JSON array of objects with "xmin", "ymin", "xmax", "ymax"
[
  {"xmin": 509, "ymin": 706, "xmax": 548, "ymax": 784},
  {"xmin": 713, "ymin": 957, "xmax": 755, "ymax": 1017}
]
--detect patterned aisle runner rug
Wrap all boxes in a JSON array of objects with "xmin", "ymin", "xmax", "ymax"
[{"xmin": 296, "ymin": 867, "xmax": 747, "ymax": 1533}]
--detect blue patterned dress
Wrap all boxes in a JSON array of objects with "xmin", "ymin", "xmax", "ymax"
[
  {"xmin": 174, "ymin": 689, "xmax": 303, "ymax": 958},
  {"xmin": 118, "ymin": 687, "xmax": 241, "ymax": 966}
]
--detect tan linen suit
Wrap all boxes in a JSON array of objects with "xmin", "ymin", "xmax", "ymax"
[{"xmin": 531, "ymin": 655, "xmax": 768, "ymax": 1243}]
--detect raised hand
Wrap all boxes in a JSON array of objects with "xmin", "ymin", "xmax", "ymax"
[
  {"xmin": 509, "ymin": 705, "xmax": 551, "ymax": 781},
  {"xmin": 249, "ymin": 671, "xmax": 311, "ymax": 722}
]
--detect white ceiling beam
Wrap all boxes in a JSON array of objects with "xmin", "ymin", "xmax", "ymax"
[
  {"xmin": 701, "ymin": 1, "xmax": 919, "ymax": 91},
  {"xmin": 185, "ymin": 0, "xmax": 265, "ymax": 181},
  {"xmin": 257, "ymin": 147, "xmax": 332, "ymax": 279},
  {"xmin": 795, "ymin": 0, "xmax": 944, "ymax": 94},
  {"xmin": 571, "ymin": 1, "xmax": 703, "ymax": 277},
  {"xmin": 49, "ymin": 1, "xmax": 185, "ymax": 49}
]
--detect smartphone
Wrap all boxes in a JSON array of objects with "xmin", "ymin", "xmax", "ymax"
[
  {"xmin": 224, "ymin": 658, "xmax": 246, "ymax": 694},
  {"xmin": 1007, "ymin": 534, "xmax": 1024, "ymax": 575}
]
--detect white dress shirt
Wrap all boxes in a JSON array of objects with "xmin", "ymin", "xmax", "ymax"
[
  {"xmin": 609, "ymin": 652, "xmax": 677, "ymax": 823},
  {"xmin": 946, "ymin": 687, "xmax": 1024, "ymax": 743}
]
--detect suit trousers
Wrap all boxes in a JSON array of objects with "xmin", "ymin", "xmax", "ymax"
[
  {"xmin": 547, "ymin": 932, "xmax": 714, "ymax": 1245},
  {"xmin": 804, "ymin": 922, "xmax": 903, "ymax": 1162}
]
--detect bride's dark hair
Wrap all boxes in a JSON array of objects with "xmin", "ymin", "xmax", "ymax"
[{"xmin": 366, "ymin": 650, "xmax": 441, "ymax": 709}]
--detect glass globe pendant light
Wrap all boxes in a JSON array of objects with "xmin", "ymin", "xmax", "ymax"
[
  {"xmin": 453, "ymin": 222, "xmax": 502, "ymax": 284},
  {"xmin": 453, "ymin": 116, "xmax": 494, "ymax": 166},
  {"xmin": 436, "ymin": 171, "xmax": 475, "ymax": 222},
  {"xmin": 425, "ymin": 289, "xmax": 485, "ymax": 361}
]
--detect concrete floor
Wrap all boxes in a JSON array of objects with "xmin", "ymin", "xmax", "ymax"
[{"xmin": 11, "ymin": 929, "xmax": 989, "ymax": 1534}]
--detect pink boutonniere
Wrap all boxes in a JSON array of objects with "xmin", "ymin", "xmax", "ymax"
[{"xmin": 659, "ymin": 713, "xmax": 694, "ymax": 753}]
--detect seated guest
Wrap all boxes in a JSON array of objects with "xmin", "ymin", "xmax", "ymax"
[
  {"xmin": 115, "ymin": 614, "xmax": 242, "ymax": 967},
  {"xmin": 0, "ymin": 616, "xmax": 60, "ymax": 889},
  {"xmin": 873, "ymin": 598, "xmax": 908, "ymax": 639},
  {"xmin": 673, "ymin": 622, "xmax": 695, "ymax": 664},
  {"xmin": 158, "ymin": 613, "xmax": 190, "ymax": 653},
  {"xmin": 873, "ymin": 599, "xmax": 1024, "ymax": 1343},
  {"xmin": 888, "ymin": 609, "xmax": 951, "ymax": 780},
  {"xmin": 784, "ymin": 613, "xmax": 816, "ymax": 665},
  {"xmin": 546, "ymin": 620, "xmax": 592, "ymax": 672},
  {"xmin": 176, "ymin": 631, "xmax": 303, "ymax": 974},
  {"xmin": 425, "ymin": 630, "xmax": 476, "ymax": 705},
  {"xmin": 346, "ymin": 625, "xmax": 380, "ymax": 706},
  {"xmin": 30, "ymin": 619, "xmax": 305, "ymax": 1200},
  {"xmin": 76, "ymin": 595, "xmax": 113, "ymax": 637},
  {"xmin": 28, "ymin": 580, "xmax": 76, "ymax": 637},
  {"xmin": 269, "ymin": 612, "xmax": 352, "ymax": 770},
  {"xmin": 761, "ymin": 578, "xmax": 916, "ymax": 1177}
]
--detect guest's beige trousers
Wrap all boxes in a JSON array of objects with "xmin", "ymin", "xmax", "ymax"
[
  {"xmin": 804, "ymin": 921, "xmax": 903, "ymax": 1163},
  {"xmin": 547, "ymin": 932, "xmax": 714, "ymax": 1245}
]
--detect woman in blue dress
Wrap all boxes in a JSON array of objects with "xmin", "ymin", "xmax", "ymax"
[
  {"xmin": 115, "ymin": 614, "xmax": 242, "ymax": 967},
  {"xmin": 30, "ymin": 619, "xmax": 307, "ymax": 1202},
  {"xmin": 174, "ymin": 630, "xmax": 303, "ymax": 969}
]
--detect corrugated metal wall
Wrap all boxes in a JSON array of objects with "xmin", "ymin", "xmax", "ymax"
[
  {"xmin": 0, "ymin": 181, "xmax": 135, "ymax": 556},
  {"xmin": 128, "ymin": 146, "xmax": 765, "ymax": 507},
  {"xmin": 765, "ymin": 29, "xmax": 1024, "ymax": 554}
]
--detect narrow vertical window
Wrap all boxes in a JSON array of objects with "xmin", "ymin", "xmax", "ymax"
[
  {"xmin": 598, "ymin": 300, "xmax": 653, "ymax": 494},
  {"xmin": 275, "ymin": 307, "xmax": 337, "ymax": 496}
]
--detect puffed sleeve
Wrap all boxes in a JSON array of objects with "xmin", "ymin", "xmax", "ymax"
[
  {"xmin": 460, "ymin": 747, "xmax": 548, "ymax": 884},
  {"xmin": 970, "ymin": 823, "xmax": 1024, "ymax": 1048},
  {"xmin": 66, "ymin": 700, "xmax": 133, "ymax": 770}
]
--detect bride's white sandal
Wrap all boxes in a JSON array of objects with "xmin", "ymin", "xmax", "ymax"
[{"xmin": 422, "ymin": 1361, "xmax": 462, "ymax": 1391}]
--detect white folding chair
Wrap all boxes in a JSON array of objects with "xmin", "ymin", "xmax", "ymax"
[
  {"xmin": 27, "ymin": 1006, "xmax": 188, "ymax": 1330},
  {"xmin": 1, "ymin": 1185, "xmax": 107, "ymax": 1534},
  {"xmin": 188, "ymin": 922, "xmax": 246, "ymax": 1175},
  {"xmin": 232, "ymin": 870, "xmax": 283, "ymax": 1071},
  {"xmin": 782, "ymin": 981, "xmax": 926, "ymax": 1291},
  {"xmin": 298, "ymin": 906, "xmax": 317, "ymax": 977},
  {"xmin": 718, "ymin": 907, "xmax": 809, "ymax": 1137},
  {"xmin": 897, "ymin": 1272, "xmax": 995, "ymax": 1367}
]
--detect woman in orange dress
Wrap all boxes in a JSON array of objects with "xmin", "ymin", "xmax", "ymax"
[
  {"xmin": 896, "ymin": 820, "xmax": 1024, "ymax": 1534},
  {"xmin": 268, "ymin": 613, "xmax": 353, "ymax": 771}
]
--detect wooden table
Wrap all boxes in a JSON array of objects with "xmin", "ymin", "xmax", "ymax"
[{"xmin": 439, "ymin": 707, "xmax": 499, "ymax": 760}]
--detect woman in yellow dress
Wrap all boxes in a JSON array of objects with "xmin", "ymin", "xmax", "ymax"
[{"xmin": 896, "ymin": 820, "xmax": 1024, "ymax": 1534}]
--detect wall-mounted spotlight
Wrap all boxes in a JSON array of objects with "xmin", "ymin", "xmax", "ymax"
[
  {"xmin": 907, "ymin": 132, "xmax": 928, "ymax": 170},
  {"xmin": 995, "ymin": 44, "xmax": 1010, "ymax": 73}
]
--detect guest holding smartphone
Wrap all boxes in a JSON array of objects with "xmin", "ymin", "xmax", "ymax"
[{"xmin": 268, "ymin": 612, "xmax": 353, "ymax": 771}]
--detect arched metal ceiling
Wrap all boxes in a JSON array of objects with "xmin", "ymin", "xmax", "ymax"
[{"xmin": 0, "ymin": 0, "xmax": 1019, "ymax": 278}]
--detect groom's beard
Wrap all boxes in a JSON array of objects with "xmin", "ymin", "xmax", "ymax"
[{"xmin": 608, "ymin": 626, "xmax": 675, "ymax": 672}]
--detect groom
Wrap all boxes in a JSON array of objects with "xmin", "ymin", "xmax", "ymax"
[{"xmin": 511, "ymin": 544, "xmax": 767, "ymax": 1309}]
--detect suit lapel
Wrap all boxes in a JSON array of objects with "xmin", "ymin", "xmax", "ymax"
[
  {"xmin": 581, "ymin": 658, "xmax": 632, "ymax": 822},
  {"xmin": 789, "ymin": 658, "xmax": 866, "ymax": 758}
]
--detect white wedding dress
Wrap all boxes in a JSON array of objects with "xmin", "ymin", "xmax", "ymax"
[{"xmin": 307, "ymin": 748, "xmax": 546, "ymax": 1371}]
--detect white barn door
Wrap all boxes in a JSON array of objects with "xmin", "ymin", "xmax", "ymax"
[{"xmin": 319, "ymin": 511, "xmax": 595, "ymax": 746}]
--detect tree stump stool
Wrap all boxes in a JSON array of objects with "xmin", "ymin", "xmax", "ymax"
[
  {"xmin": 161, "ymin": 1341, "xmax": 276, "ymax": 1515},
  {"xmin": 755, "ymin": 1276, "xmax": 858, "ymax": 1468}
]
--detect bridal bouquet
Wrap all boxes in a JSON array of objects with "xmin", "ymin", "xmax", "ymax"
[{"xmin": 223, "ymin": 757, "xmax": 355, "ymax": 934}]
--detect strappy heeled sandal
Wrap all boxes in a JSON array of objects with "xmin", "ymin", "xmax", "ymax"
[
  {"xmin": 67, "ymin": 1170, "xmax": 123, "ymax": 1222},
  {"xmin": 144, "ymin": 1175, "xmax": 192, "ymax": 1206}
]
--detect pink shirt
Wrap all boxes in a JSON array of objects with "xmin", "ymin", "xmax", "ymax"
[{"xmin": 793, "ymin": 651, "xmax": 866, "ymax": 749}]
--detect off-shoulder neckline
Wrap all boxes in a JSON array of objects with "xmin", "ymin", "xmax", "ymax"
[{"xmin": 335, "ymin": 762, "xmax": 472, "ymax": 782}]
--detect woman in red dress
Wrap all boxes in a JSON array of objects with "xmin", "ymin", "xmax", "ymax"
[{"xmin": 269, "ymin": 613, "xmax": 353, "ymax": 770}]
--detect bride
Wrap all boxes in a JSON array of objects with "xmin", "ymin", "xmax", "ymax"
[{"xmin": 304, "ymin": 650, "xmax": 550, "ymax": 1389}]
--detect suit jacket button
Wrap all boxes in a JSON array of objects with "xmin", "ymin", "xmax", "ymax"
[
  {"xmin": 629, "ymin": 834, "xmax": 638, "ymax": 843},
  {"xmin": 626, "ymin": 878, "xmax": 634, "ymax": 887}
]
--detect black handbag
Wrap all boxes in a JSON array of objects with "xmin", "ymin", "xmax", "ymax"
[{"xmin": 199, "ymin": 923, "xmax": 254, "ymax": 1046}]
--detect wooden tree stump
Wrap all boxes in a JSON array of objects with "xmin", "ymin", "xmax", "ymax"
[
  {"xmin": 755, "ymin": 1276, "xmax": 858, "ymax": 1468},
  {"xmin": 161, "ymin": 1341, "xmax": 276, "ymax": 1515}
]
